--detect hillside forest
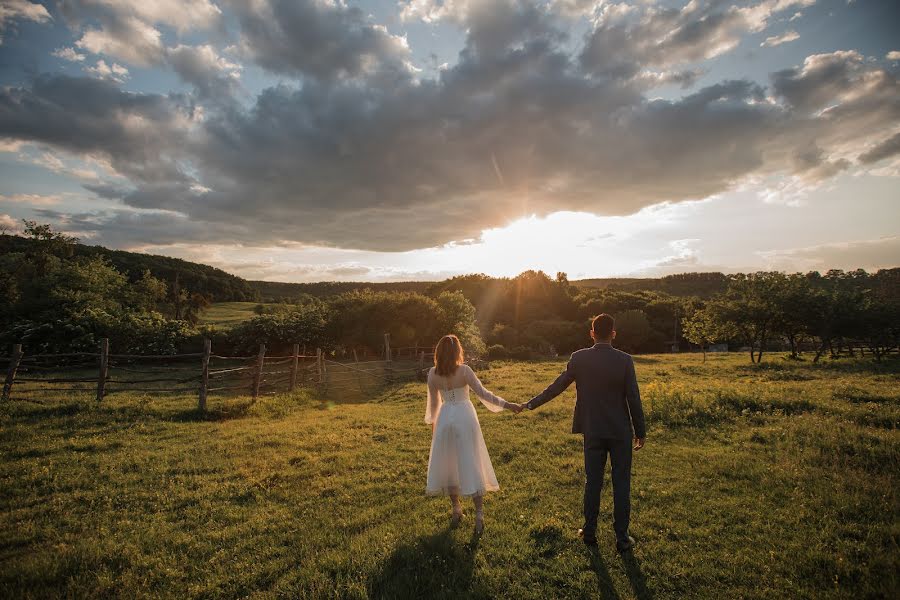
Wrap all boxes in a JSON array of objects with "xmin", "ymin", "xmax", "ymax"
[{"xmin": 0, "ymin": 223, "xmax": 897, "ymax": 361}]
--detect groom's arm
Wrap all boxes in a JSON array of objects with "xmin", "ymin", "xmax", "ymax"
[
  {"xmin": 525, "ymin": 357, "xmax": 576, "ymax": 410},
  {"xmin": 625, "ymin": 356, "xmax": 646, "ymax": 439}
]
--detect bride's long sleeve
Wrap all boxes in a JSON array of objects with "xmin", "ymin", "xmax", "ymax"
[
  {"xmin": 464, "ymin": 364, "xmax": 509, "ymax": 413},
  {"xmin": 424, "ymin": 368, "xmax": 441, "ymax": 424}
]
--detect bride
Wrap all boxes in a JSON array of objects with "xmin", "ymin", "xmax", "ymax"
[{"xmin": 425, "ymin": 334, "xmax": 522, "ymax": 534}]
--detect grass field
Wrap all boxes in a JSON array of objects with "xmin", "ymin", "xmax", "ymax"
[
  {"xmin": 1, "ymin": 353, "xmax": 897, "ymax": 599},
  {"xmin": 199, "ymin": 302, "xmax": 269, "ymax": 328}
]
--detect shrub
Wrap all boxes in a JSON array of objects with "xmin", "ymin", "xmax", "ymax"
[{"xmin": 486, "ymin": 344, "xmax": 509, "ymax": 360}]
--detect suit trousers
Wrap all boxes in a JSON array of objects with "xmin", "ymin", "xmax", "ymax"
[{"xmin": 582, "ymin": 433, "xmax": 633, "ymax": 542}]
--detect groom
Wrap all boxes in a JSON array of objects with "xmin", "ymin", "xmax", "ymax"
[{"xmin": 524, "ymin": 313, "xmax": 646, "ymax": 551}]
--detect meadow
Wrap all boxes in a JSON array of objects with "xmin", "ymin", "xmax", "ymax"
[
  {"xmin": 1, "ymin": 353, "xmax": 897, "ymax": 599},
  {"xmin": 199, "ymin": 302, "xmax": 272, "ymax": 328}
]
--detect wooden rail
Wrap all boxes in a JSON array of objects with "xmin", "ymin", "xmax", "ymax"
[{"xmin": 1, "ymin": 336, "xmax": 445, "ymax": 411}]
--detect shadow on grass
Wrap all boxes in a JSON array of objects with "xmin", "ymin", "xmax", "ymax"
[
  {"xmin": 168, "ymin": 400, "xmax": 255, "ymax": 422},
  {"xmin": 584, "ymin": 547, "xmax": 621, "ymax": 600},
  {"xmin": 622, "ymin": 552, "xmax": 654, "ymax": 600},
  {"xmin": 369, "ymin": 527, "xmax": 486, "ymax": 599}
]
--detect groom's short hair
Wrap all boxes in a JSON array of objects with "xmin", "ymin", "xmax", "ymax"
[{"xmin": 592, "ymin": 313, "xmax": 615, "ymax": 339}]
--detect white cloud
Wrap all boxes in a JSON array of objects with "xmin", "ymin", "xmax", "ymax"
[
  {"xmin": 0, "ymin": 0, "xmax": 50, "ymax": 43},
  {"xmin": 0, "ymin": 213, "xmax": 18, "ymax": 232},
  {"xmin": 84, "ymin": 59, "xmax": 129, "ymax": 82},
  {"xmin": 0, "ymin": 138, "xmax": 24, "ymax": 152},
  {"xmin": 75, "ymin": 16, "xmax": 164, "ymax": 66},
  {"xmin": 761, "ymin": 30, "xmax": 799, "ymax": 47},
  {"xmin": 52, "ymin": 47, "xmax": 86, "ymax": 61},
  {"xmin": 757, "ymin": 236, "xmax": 900, "ymax": 272},
  {"xmin": 887, "ymin": 51, "xmax": 900, "ymax": 61},
  {"xmin": 0, "ymin": 193, "xmax": 62, "ymax": 206}
]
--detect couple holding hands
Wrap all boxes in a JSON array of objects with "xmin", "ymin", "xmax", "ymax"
[{"xmin": 424, "ymin": 314, "xmax": 647, "ymax": 550}]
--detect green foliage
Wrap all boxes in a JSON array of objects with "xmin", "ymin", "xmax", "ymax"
[
  {"xmin": 228, "ymin": 304, "xmax": 329, "ymax": 354},
  {"xmin": 0, "ymin": 230, "xmax": 258, "ymax": 302},
  {"xmin": 0, "ymin": 224, "xmax": 199, "ymax": 354},
  {"xmin": 613, "ymin": 310, "xmax": 655, "ymax": 354}
]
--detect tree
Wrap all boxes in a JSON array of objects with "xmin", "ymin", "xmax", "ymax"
[
  {"xmin": 709, "ymin": 272, "xmax": 787, "ymax": 363},
  {"xmin": 614, "ymin": 310, "xmax": 653, "ymax": 354},
  {"xmin": 682, "ymin": 307, "xmax": 726, "ymax": 361}
]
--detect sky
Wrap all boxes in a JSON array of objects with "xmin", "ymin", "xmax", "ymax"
[{"xmin": 0, "ymin": 0, "xmax": 897, "ymax": 282}]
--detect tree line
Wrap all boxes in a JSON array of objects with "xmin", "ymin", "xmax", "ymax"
[
  {"xmin": 0, "ymin": 223, "xmax": 483, "ymax": 357},
  {"xmin": 2, "ymin": 222, "xmax": 896, "ymax": 362},
  {"xmin": 682, "ymin": 269, "xmax": 900, "ymax": 362}
]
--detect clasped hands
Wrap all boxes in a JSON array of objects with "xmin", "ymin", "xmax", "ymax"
[{"xmin": 505, "ymin": 402, "xmax": 527, "ymax": 414}]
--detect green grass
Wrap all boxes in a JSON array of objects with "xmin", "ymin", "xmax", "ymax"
[
  {"xmin": 1, "ymin": 353, "xmax": 898, "ymax": 599},
  {"xmin": 200, "ymin": 302, "xmax": 269, "ymax": 328}
]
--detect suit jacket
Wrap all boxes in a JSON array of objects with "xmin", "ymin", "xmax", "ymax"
[{"xmin": 526, "ymin": 343, "xmax": 646, "ymax": 440}]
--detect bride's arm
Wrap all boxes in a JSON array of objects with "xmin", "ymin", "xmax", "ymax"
[
  {"xmin": 464, "ymin": 364, "xmax": 510, "ymax": 413},
  {"xmin": 424, "ymin": 368, "xmax": 441, "ymax": 425}
]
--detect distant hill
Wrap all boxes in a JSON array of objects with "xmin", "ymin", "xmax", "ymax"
[
  {"xmin": 0, "ymin": 235, "xmax": 259, "ymax": 302},
  {"xmin": 252, "ymin": 273, "xmax": 730, "ymax": 301},
  {"xmin": 575, "ymin": 272, "xmax": 729, "ymax": 298}
]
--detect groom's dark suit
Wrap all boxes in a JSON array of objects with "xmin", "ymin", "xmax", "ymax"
[{"xmin": 525, "ymin": 342, "xmax": 645, "ymax": 543}]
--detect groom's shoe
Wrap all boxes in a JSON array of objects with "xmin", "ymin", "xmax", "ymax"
[
  {"xmin": 616, "ymin": 535, "xmax": 636, "ymax": 552},
  {"xmin": 578, "ymin": 528, "xmax": 598, "ymax": 547}
]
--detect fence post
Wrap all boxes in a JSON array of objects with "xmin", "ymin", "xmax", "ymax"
[
  {"xmin": 252, "ymin": 343, "xmax": 266, "ymax": 401},
  {"xmin": 418, "ymin": 351, "xmax": 426, "ymax": 381},
  {"xmin": 353, "ymin": 348, "xmax": 364, "ymax": 392},
  {"xmin": 2, "ymin": 344, "xmax": 23, "ymax": 402},
  {"xmin": 289, "ymin": 343, "xmax": 299, "ymax": 391},
  {"xmin": 316, "ymin": 348, "xmax": 322, "ymax": 385},
  {"xmin": 95, "ymin": 338, "xmax": 109, "ymax": 403},
  {"xmin": 384, "ymin": 333, "xmax": 392, "ymax": 383},
  {"xmin": 199, "ymin": 338, "xmax": 211, "ymax": 411}
]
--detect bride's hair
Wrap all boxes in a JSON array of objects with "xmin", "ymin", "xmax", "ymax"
[{"xmin": 434, "ymin": 334, "xmax": 465, "ymax": 377}]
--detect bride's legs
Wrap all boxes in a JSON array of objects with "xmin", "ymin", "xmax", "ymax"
[
  {"xmin": 450, "ymin": 487, "xmax": 463, "ymax": 524},
  {"xmin": 473, "ymin": 494, "xmax": 484, "ymax": 533}
]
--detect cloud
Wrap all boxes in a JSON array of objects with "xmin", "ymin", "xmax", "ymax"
[
  {"xmin": 0, "ymin": 213, "xmax": 18, "ymax": 231},
  {"xmin": 771, "ymin": 50, "xmax": 897, "ymax": 114},
  {"xmin": 75, "ymin": 15, "xmax": 165, "ymax": 67},
  {"xmin": 228, "ymin": 0, "xmax": 411, "ymax": 81},
  {"xmin": 84, "ymin": 59, "xmax": 129, "ymax": 82},
  {"xmin": 758, "ymin": 236, "xmax": 900, "ymax": 272},
  {"xmin": 0, "ymin": 0, "xmax": 51, "ymax": 44},
  {"xmin": 858, "ymin": 132, "xmax": 900, "ymax": 164},
  {"xmin": 60, "ymin": 0, "xmax": 224, "ymax": 68},
  {"xmin": 0, "ymin": 75, "xmax": 195, "ymax": 186},
  {"xmin": 887, "ymin": 51, "xmax": 900, "ymax": 61},
  {"xmin": 1, "ymin": 4, "xmax": 897, "ymax": 255},
  {"xmin": 0, "ymin": 193, "xmax": 61, "ymax": 206},
  {"xmin": 52, "ymin": 47, "xmax": 86, "ymax": 61},
  {"xmin": 166, "ymin": 44, "xmax": 241, "ymax": 98},
  {"xmin": 579, "ymin": 0, "xmax": 814, "ymax": 80},
  {"xmin": 761, "ymin": 29, "xmax": 799, "ymax": 47}
]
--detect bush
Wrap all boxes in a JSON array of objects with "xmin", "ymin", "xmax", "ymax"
[
  {"xmin": 229, "ymin": 305, "xmax": 329, "ymax": 354},
  {"xmin": 486, "ymin": 344, "xmax": 509, "ymax": 360}
]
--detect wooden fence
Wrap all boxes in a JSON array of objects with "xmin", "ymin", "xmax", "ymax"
[{"xmin": 1, "ymin": 333, "xmax": 435, "ymax": 411}]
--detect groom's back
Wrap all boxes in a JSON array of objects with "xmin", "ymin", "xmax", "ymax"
[{"xmin": 569, "ymin": 344, "xmax": 643, "ymax": 440}]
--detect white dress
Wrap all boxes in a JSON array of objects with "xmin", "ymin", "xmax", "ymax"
[{"xmin": 424, "ymin": 364, "xmax": 510, "ymax": 497}]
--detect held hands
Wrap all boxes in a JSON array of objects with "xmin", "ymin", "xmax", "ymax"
[{"xmin": 506, "ymin": 402, "xmax": 526, "ymax": 414}]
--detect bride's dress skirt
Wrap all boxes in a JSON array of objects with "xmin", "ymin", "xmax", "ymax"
[{"xmin": 426, "ymin": 391, "xmax": 499, "ymax": 497}]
